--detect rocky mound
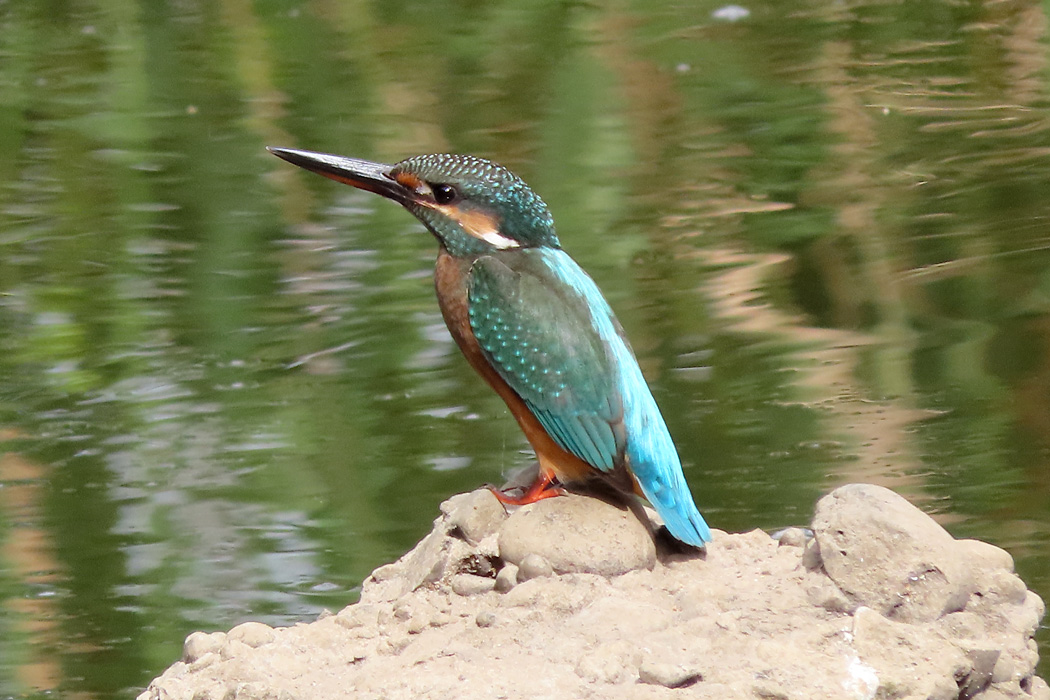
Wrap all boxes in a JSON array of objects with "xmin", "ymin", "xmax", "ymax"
[{"xmin": 138, "ymin": 484, "xmax": 1047, "ymax": 700}]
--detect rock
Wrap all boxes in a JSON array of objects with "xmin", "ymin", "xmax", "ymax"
[
  {"xmin": 358, "ymin": 496, "xmax": 500, "ymax": 603},
  {"xmin": 772, "ymin": 527, "xmax": 810, "ymax": 548},
  {"xmin": 1028, "ymin": 677, "xmax": 1050, "ymax": 700},
  {"xmin": 802, "ymin": 538, "xmax": 823, "ymax": 570},
  {"xmin": 969, "ymin": 569, "xmax": 1029, "ymax": 609},
  {"xmin": 1017, "ymin": 591, "xmax": 1046, "ymax": 636},
  {"xmin": 851, "ymin": 606, "xmax": 970, "ymax": 698},
  {"xmin": 961, "ymin": 649, "xmax": 1000, "ymax": 697},
  {"xmin": 450, "ymin": 573, "xmax": 496, "ymax": 597},
  {"xmin": 228, "ymin": 622, "xmax": 275, "ymax": 649},
  {"xmin": 956, "ymin": 538, "xmax": 1015, "ymax": 574},
  {"xmin": 443, "ymin": 489, "xmax": 507, "ymax": 545},
  {"xmin": 804, "ymin": 574, "xmax": 851, "ymax": 613},
  {"xmin": 183, "ymin": 631, "xmax": 226, "ymax": 663},
  {"xmin": 498, "ymin": 572, "xmax": 606, "ymax": 615},
  {"xmin": 494, "ymin": 564, "xmax": 518, "ymax": 592},
  {"xmin": 334, "ymin": 603, "xmax": 382, "ymax": 630},
  {"xmin": 359, "ymin": 526, "xmax": 449, "ymax": 602},
  {"xmin": 516, "ymin": 553, "xmax": 553, "ymax": 581},
  {"xmin": 220, "ymin": 639, "xmax": 252, "ymax": 660},
  {"xmin": 637, "ymin": 661, "xmax": 702, "ymax": 688},
  {"xmin": 812, "ymin": 483, "xmax": 972, "ymax": 622},
  {"xmin": 498, "ymin": 494, "xmax": 656, "ymax": 576},
  {"xmin": 139, "ymin": 484, "xmax": 1045, "ymax": 700}
]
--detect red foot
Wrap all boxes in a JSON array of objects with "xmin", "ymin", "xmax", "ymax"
[{"xmin": 488, "ymin": 469, "xmax": 566, "ymax": 505}]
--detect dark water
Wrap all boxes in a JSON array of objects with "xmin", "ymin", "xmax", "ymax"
[{"xmin": 2, "ymin": 1, "xmax": 1050, "ymax": 696}]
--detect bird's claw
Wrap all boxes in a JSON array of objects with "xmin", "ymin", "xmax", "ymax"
[{"xmin": 485, "ymin": 470, "xmax": 566, "ymax": 506}]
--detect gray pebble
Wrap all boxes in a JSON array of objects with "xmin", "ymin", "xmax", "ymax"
[
  {"xmin": 227, "ymin": 621, "xmax": 275, "ymax": 648},
  {"xmin": 444, "ymin": 489, "xmax": 508, "ymax": 544},
  {"xmin": 495, "ymin": 564, "xmax": 518, "ymax": 592},
  {"xmin": 773, "ymin": 527, "xmax": 810, "ymax": 548},
  {"xmin": 517, "ymin": 553, "xmax": 553, "ymax": 581},
  {"xmin": 451, "ymin": 573, "xmax": 496, "ymax": 596},
  {"xmin": 638, "ymin": 661, "xmax": 702, "ymax": 688},
  {"xmin": 220, "ymin": 638, "xmax": 251, "ymax": 660},
  {"xmin": 182, "ymin": 631, "xmax": 226, "ymax": 663}
]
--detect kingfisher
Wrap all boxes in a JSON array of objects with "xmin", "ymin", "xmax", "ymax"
[{"xmin": 268, "ymin": 147, "xmax": 712, "ymax": 547}]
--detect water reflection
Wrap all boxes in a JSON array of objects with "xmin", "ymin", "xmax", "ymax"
[{"xmin": 1, "ymin": 0, "xmax": 1049, "ymax": 697}]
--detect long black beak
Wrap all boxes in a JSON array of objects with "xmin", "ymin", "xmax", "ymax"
[{"xmin": 267, "ymin": 147, "xmax": 411, "ymax": 204}]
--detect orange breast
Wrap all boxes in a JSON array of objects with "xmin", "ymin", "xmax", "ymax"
[{"xmin": 433, "ymin": 249, "xmax": 596, "ymax": 484}]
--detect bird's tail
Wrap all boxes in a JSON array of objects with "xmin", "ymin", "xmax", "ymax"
[
  {"xmin": 650, "ymin": 488, "xmax": 712, "ymax": 548},
  {"xmin": 631, "ymin": 457, "xmax": 712, "ymax": 548}
]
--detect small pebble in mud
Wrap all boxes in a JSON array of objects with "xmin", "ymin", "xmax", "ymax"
[
  {"xmin": 495, "ymin": 564, "xmax": 519, "ymax": 592},
  {"xmin": 517, "ymin": 553, "xmax": 554, "ymax": 582}
]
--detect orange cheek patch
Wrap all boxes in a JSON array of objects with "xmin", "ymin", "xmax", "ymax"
[
  {"xmin": 416, "ymin": 198, "xmax": 519, "ymax": 249},
  {"xmin": 395, "ymin": 172, "xmax": 425, "ymax": 192},
  {"xmin": 447, "ymin": 205, "xmax": 500, "ymax": 238},
  {"xmin": 443, "ymin": 205, "xmax": 519, "ymax": 249}
]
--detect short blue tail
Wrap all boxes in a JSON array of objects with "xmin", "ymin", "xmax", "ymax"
[
  {"xmin": 644, "ymin": 479, "xmax": 711, "ymax": 547},
  {"xmin": 616, "ymin": 349, "xmax": 711, "ymax": 548},
  {"xmin": 630, "ymin": 451, "xmax": 711, "ymax": 547}
]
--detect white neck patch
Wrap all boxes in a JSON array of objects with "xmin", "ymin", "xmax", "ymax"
[
  {"xmin": 474, "ymin": 229, "xmax": 521, "ymax": 249},
  {"xmin": 441, "ymin": 204, "xmax": 520, "ymax": 250}
]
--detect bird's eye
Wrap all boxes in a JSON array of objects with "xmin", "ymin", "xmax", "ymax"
[{"xmin": 432, "ymin": 183, "xmax": 457, "ymax": 205}]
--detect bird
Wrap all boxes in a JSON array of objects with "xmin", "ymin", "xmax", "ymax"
[{"xmin": 267, "ymin": 146, "xmax": 712, "ymax": 548}]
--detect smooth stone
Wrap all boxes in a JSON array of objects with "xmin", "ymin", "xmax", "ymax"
[
  {"xmin": 813, "ymin": 484, "xmax": 972, "ymax": 623},
  {"xmin": 638, "ymin": 661, "xmax": 702, "ymax": 688},
  {"xmin": 450, "ymin": 573, "xmax": 496, "ymax": 597},
  {"xmin": 227, "ymin": 622, "xmax": 275, "ymax": 648},
  {"xmin": 773, "ymin": 527, "xmax": 810, "ymax": 548},
  {"xmin": 494, "ymin": 564, "xmax": 518, "ymax": 592},
  {"xmin": 498, "ymin": 494, "xmax": 656, "ymax": 576},
  {"xmin": 444, "ymin": 489, "xmax": 507, "ymax": 545},
  {"xmin": 182, "ymin": 631, "xmax": 226, "ymax": 663},
  {"xmin": 517, "ymin": 553, "xmax": 553, "ymax": 582}
]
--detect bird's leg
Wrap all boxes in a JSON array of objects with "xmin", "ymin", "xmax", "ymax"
[{"xmin": 489, "ymin": 467, "xmax": 566, "ymax": 505}]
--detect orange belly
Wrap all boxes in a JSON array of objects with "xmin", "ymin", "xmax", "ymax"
[{"xmin": 433, "ymin": 249, "xmax": 596, "ymax": 485}]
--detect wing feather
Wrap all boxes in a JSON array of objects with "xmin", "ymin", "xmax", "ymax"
[{"xmin": 467, "ymin": 252, "xmax": 625, "ymax": 473}]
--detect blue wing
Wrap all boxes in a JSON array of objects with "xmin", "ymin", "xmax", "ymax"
[
  {"xmin": 467, "ymin": 249, "xmax": 711, "ymax": 546},
  {"xmin": 467, "ymin": 251, "xmax": 625, "ymax": 472}
]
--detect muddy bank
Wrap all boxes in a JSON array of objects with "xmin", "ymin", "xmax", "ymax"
[{"xmin": 139, "ymin": 484, "xmax": 1046, "ymax": 700}]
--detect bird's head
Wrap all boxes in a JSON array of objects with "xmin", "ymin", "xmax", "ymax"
[{"xmin": 268, "ymin": 148, "xmax": 560, "ymax": 257}]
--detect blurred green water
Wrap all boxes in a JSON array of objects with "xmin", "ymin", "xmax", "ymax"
[{"xmin": 1, "ymin": 0, "xmax": 1050, "ymax": 696}]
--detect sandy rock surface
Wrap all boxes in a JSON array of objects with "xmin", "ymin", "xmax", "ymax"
[{"xmin": 139, "ymin": 484, "xmax": 1047, "ymax": 700}]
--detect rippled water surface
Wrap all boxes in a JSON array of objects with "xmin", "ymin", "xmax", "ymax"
[{"xmin": 2, "ymin": 1, "xmax": 1050, "ymax": 696}]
